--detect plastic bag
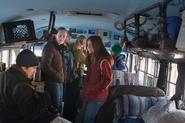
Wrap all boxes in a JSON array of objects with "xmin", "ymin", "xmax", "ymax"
[{"xmin": 50, "ymin": 116, "xmax": 72, "ymax": 123}]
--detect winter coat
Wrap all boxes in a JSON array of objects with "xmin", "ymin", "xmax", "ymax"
[
  {"xmin": 61, "ymin": 45, "xmax": 75, "ymax": 83},
  {"xmin": 0, "ymin": 65, "xmax": 56, "ymax": 123},
  {"xmin": 41, "ymin": 41, "xmax": 65, "ymax": 83},
  {"xmin": 83, "ymin": 57, "xmax": 112, "ymax": 102},
  {"xmin": 112, "ymin": 54, "xmax": 127, "ymax": 71}
]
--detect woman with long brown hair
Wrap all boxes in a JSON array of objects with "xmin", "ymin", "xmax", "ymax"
[{"xmin": 82, "ymin": 35, "xmax": 113, "ymax": 123}]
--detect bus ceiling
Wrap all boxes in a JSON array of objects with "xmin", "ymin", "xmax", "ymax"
[{"xmin": 0, "ymin": 0, "xmax": 182, "ymax": 30}]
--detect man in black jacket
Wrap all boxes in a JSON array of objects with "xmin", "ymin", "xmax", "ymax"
[{"xmin": 0, "ymin": 49, "xmax": 56, "ymax": 123}]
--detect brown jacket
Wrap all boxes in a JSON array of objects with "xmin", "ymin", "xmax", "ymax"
[{"xmin": 41, "ymin": 41, "xmax": 64, "ymax": 83}]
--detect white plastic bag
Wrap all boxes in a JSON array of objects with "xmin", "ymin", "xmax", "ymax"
[
  {"xmin": 159, "ymin": 110, "xmax": 185, "ymax": 123},
  {"xmin": 50, "ymin": 116, "xmax": 72, "ymax": 123},
  {"xmin": 176, "ymin": 10, "xmax": 185, "ymax": 51},
  {"xmin": 142, "ymin": 100, "xmax": 176, "ymax": 123}
]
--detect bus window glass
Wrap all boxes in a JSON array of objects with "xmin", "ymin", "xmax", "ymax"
[
  {"xmin": 10, "ymin": 49, "xmax": 22, "ymax": 65},
  {"xmin": 2, "ymin": 50, "xmax": 9, "ymax": 68},
  {"xmin": 166, "ymin": 63, "xmax": 178, "ymax": 97}
]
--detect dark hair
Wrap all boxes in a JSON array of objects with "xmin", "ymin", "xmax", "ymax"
[
  {"xmin": 57, "ymin": 27, "xmax": 67, "ymax": 32},
  {"xmin": 87, "ymin": 35, "xmax": 113, "ymax": 65}
]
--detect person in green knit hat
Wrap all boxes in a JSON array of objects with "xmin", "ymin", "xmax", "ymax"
[{"xmin": 111, "ymin": 44, "xmax": 127, "ymax": 71}]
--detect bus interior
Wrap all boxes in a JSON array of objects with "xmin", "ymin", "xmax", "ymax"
[{"xmin": 0, "ymin": 0, "xmax": 185, "ymax": 122}]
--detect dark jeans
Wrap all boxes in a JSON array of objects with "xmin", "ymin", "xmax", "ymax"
[
  {"xmin": 45, "ymin": 82, "xmax": 63, "ymax": 114},
  {"xmin": 119, "ymin": 118, "xmax": 145, "ymax": 123},
  {"xmin": 63, "ymin": 79, "xmax": 81, "ymax": 122}
]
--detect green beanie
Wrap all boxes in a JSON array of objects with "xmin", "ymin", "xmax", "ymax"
[{"xmin": 111, "ymin": 44, "xmax": 122, "ymax": 56}]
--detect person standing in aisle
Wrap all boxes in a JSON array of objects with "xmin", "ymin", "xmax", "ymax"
[
  {"xmin": 111, "ymin": 44, "xmax": 127, "ymax": 71},
  {"xmin": 73, "ymin": 35, "xmax": 87, "ymax": 87},
  {"xmin": 82, "ymin": 35, "xmax": 113, "ymax": 123},
  {"xmin": 41, "ymin": 27, "xmax": 68, "ymax": 115}
]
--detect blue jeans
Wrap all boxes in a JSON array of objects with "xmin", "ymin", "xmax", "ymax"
[
  {"xmin": 83, "ymin": 101, "xmax": 103, "ymax": 123},
  {"xmin": 119, "ymin": 118, "xmax": 145, "ymax": 123},
  {"xmin": 45, "ymin": 82, "xmax": 63, "ymax": 114}
]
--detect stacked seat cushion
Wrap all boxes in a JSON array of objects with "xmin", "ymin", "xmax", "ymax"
[{"xmin": 113, "ymin": 94, "xmax": 167, "ymax": 122}]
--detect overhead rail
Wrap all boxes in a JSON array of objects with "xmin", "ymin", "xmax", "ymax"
[
  {"xmin": 124, "ymin": 0, "xmax": 173, "ymax": 22},
  {"xmin": 122, "ymin": 0, "xmax": 175, "ymax": 92}
]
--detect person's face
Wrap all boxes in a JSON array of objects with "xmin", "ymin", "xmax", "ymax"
[
  {"xmin": 56, "ymin": 30, "xmax": 68, "ymax": 45},
  {"xmin": 82, "ymin": 39, "xmax": 86, "ymax": 49},
  {"xmin": 87, "ymin": 40, "xmax": 94, "ymax": 54},
  {"xmin": 65, "ymin": 34, "xmax": 70, "ymax": 43},
  {"xmin": 25, "ymin": 66, "xmax": 37, "ymax": 79}
]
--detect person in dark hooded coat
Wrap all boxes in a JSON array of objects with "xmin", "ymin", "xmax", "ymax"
[{"xmin": 0, "ymin": 49, "xmax": 56, "ymax": 123}]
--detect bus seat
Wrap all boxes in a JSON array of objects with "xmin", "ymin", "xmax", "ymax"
[{"xmin": 94, "ymin": 85, "xmax": 165, "ymax": 123}]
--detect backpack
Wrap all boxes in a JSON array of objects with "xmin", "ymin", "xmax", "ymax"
[{"xmin": 100, "ymin": 59, "xmax": 110, "ymax": 75}]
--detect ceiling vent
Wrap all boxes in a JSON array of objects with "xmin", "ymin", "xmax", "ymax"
[{"xmin": 63, "ymin": 10, "xmax": 103, "ymax": 16}]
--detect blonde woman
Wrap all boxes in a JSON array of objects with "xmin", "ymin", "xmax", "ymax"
[{"xmin": 73, "ymin": 35, "xmax": 87, "ymax": 86}]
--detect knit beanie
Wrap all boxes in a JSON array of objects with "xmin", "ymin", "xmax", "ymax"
[
  {"xmin": 16, "ymin": 49, "xmax": 38, "ymax": 67},
  {"xmin": 111, "ymin": 44, "xmax": 122, "ymax": 56}
]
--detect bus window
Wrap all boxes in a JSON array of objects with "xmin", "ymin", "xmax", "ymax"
[
  {"xmin": 126, "ymin": 53, "xmax": 178, "ymax": 98},
  {"xmin": 1, "ymin": 50, "xmax": 9, "ymax": 68},
  {"xmin": 167, "ymin": 63, "xmax": 178, "ymax": 97}
]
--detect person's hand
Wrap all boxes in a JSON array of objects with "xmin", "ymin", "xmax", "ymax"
[{"xmin": 31, "ymin": 81, "xmax": 45, "ymax": 93}]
